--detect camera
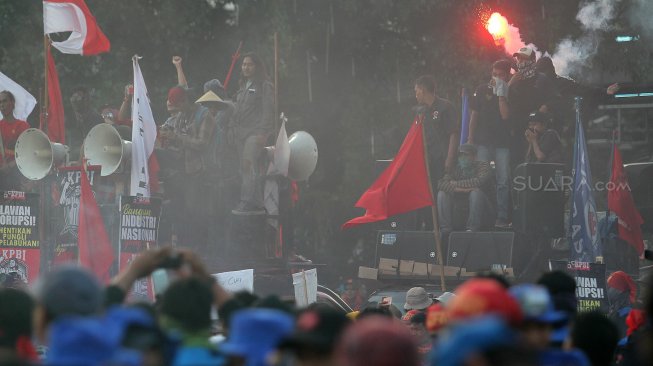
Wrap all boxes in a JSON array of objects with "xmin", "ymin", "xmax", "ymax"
[{"xmin": 159, "ymin": 254, "xmax": 183, "ymax": 269}]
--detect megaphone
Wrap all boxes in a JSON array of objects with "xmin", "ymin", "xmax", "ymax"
[
  {"xmin": 287, "ymin": 131, "xmax": 318, "ymax": 181},
  {"xmin": 83, "ymin": 124, "xmax": 132, "ymax": 176},
  {"xmin": 15, "ymin": 128, "xmax": 68, "ymax": 180}
]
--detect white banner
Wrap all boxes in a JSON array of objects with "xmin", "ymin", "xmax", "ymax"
[
  {"xmin": 212, "ymin": 269, "xmax": 254, "ymax": 293},
  {"xmin": 130, "ymin": 56, "xmax": 157, "ymax": 197},
  {"xmin": 292, "ymin": 268, "xmax": 318, "ymax": 307}
]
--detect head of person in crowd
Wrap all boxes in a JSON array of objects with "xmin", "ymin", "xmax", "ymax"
[
  {"xmin": 204, "ymin": 79, "xmax": 228, "ymax": 100},
  {"xmin": 0, "ymin": 90, "xmax": 16, "ymax": 120},
  {"xmin": 535, "ymin": 56, "xmax": 556, "ymax": 79},
  {"xmin": 457, "ymin": 143, "xmax": 478, "ymax": 173},
  {"xmin": 281, "ymin": 305, "xmax": 351, "ymax": 366},
  {"xmin": 0, "ymin": 288, "xmax": 37, "ymax": 362},
  {"xmin": 166, "ymin": 86, "xmax": 188, "ymax": 114},
  {"xmin": 195, "ymin": 90, "xmax": 231, "ymax": 118},
  {"xmin": 447, "ymin": 278, "xmax": 523, "ymax": 327},
  {"xmin": 491, "ymin": 59, "xmax": 512, "ymax": 83},
  {"xmin": 414, "ymin": 75, "xmax": 437, "ymax": 106},
  {"xmin": 240, "ymin": 52, "xmax": 270, "ymax": 86},
  {"xmin": 32, "ymin": 265, "xmax": 104, "ymax": 344},
  {"xmin": 426, "ymin": 303, "xmax": 449, "ymax": 338},
  {"xmin": 527, "ymin": 110, "xmax": 552, "ymax": 136},
  {"xmin": 474, "ymin": 272, "xmax": 511, "ymax": 289},
  {"xmin": 407, "ymin": 312, "xmax": 431, "ymax": 355},
  {"xmin": 336, "ymin": 315, "xmax": 419, "ymax": 366},
  {"xmin": 100, "ymin": 106, "xmax": 120, "ymax": 125},
  {"xmin": 220, "ymin": 308, "xmax": 294, "ymax": 366},
  {"xmin": 70, "ymin": 86, "xmax": 92, "ymax": 115},
  {"xmin": 512, "ymin": 47, "xmax": 537, "ymax": 78},
  {"xmin": 607, "ymin": 271, "xmax": 637, "ymax": 311},
  {"xmin": 159, "ymin": 276, "xmax": 213, "ymax": 340},
  {"xmin": 218, "ymin": 291, "xmax": 260, "ymax": 337},
  {"xmin": 537, "ymin": 270, "xmax": 578, "ymax": 346},
  {"xmin": 356, "ymin": 303, "xmax": 394, "ymax": 320},
  {"xmin": 120, "ymin": 304, "xmax": 171, "ymax": 366},
  {"xmin": 432, "ymin": 315, "xmax": 536, "ymax": 366},
  {"xmin": 509, "ymin": 284, "xmax": 566, "ymax": 350},
  {"xmin": 568, "ymin": 311, "xmax": 619, "ymax": 366},
  {"xmin": 404, "ymin": 287, "xmax": 432, "ymax": 311},
  {"xmin": 434, "ymin": 291, "xmax": 456, "ymax": 306}
]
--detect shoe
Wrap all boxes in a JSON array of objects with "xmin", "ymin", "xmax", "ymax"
[
  {"xmin": 231, "ymin": 201, "xmax": 266, "ymax": 216},
  {"xmin": 494, "ymin": 219, "xmax": 512, "ymax": 229}
]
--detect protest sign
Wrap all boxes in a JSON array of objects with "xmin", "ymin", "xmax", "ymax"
[
  {"xmin": 119, "ymin": 196, "xmax": 162, "ymax": 301},
  {"xmin": 550, "ymin": 260, "xmax": 608, "ymax": 313},
  {"xmin": 292, "ymin": 268, "xmax": 318, "ymax": 307},
  {"xmin": 212, "ymin": 269, "xmax": 254, "ymax": 293},
  {"xmin": 0, "ymin": 191, "xmax": 40, "ymax": 285}
]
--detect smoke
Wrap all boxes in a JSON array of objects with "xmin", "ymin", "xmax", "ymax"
[
  {"xmin": 504, "ymin": 23, "xmax": 525, "ymax": 56},
  {"xmin": 551, "ymin": 0, "xmax": 622, "ymax": 77},
  {"xmin": 627, "ymin": 0, "xmax": 653, "ymax": 39}
]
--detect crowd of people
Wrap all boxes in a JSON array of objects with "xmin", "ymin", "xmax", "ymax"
[{"xmin": 0, "ymin": 246, "xmax": 649, "ymax": 366}]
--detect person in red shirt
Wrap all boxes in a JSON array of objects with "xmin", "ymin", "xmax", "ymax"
[{"xmin": 0, "ymin": 90, "xmax": 30, "ymax": 191}]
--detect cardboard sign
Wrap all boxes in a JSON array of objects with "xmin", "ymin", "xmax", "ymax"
[
  {"xmin": 118, "ymin": 196, "xmax": 162, "ymax": 301},
  {"xmin": 0, "ymin": 191, "xmax": 40, "ymax": 285},
  {"xmin": 549, "ymin": 260, "xmax": 609, "ymax": 313},
  {"xmin": 212, "ymin": 269, "xmax": 254, "ymax": 293},
  {"xmin": 292, "ymin": 268, "xmax": 317, "ymax": 307}
]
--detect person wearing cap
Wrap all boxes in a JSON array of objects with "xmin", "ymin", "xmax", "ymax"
[
  {"xmin": 436, "ymin": 143, "xmax": 493, "ymax": 236},
  {"xmin": 508, "ymin": 47, "xmax": 555, "ymax": 167},
  {"xmin": 607, "ymin": 271, "xmax": 638, "ymax": 339},
  {"xmin": 524, "ymin": 110, "xmax": 564, "ymax": 165},
  {"xmin": 281, "ymin": 306, "xmax": 351, "ymax": 366},
  {"xmin": 404, "ymin": 287, "xmax": 433, "ymax": 312},
  {"xmin": 0, "ymin": 90, "xmax": 31, "ymax": 191},
  {"xmin": 509, "ymin": 284, "xmax": 567, "ymax": 350},
  {"xmin": 231, "ymin": 52, "xmax": 275, "ymax": 216},
  {"xmin": 468, "ymin": 59, "xmax": 513, "ymax": 228},
  {"xmin": 159, "ymin": 83, "xmax": 217, "ymax": 249}
]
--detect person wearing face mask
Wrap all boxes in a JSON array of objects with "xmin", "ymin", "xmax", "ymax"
[
  {"xmin": 436, "ymin": 143, "xmax": 493, "ymax": 239},
  {"xmin": 508, "ymin": 47, "xmax": 555, "ymax": 169},
  {"xmin": 524, "ymin": 111, "xmax": 564, "ymax": 165}
]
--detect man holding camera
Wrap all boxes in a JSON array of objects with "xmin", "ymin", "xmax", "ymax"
[{"xmin": 524, "ymin": 111, "xmax": 564, "ymax": 165}]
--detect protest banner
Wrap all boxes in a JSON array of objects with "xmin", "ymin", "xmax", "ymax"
[
  {"xmin": 0, "ymin": 191, "xmax": 40, "ymax": 285},
  {"xmin": 550, "ymin": 260, "xmax": 608, "ymax": 313},
  {"xmin": 53, "ymin": 166, "xmax": 100, "ymax": 265},
  {"xmin": 212, "ymin": 269, "xmax": 255, "ymax": 294},
  {"xmin": 292, "ymin": 268, "xmax": 318, "ymax": 307},
  {"xmin": 119, "ymin": 195, "xmax": 162, "ymax": 301}
]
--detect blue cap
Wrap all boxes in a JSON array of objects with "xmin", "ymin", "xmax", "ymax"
[
  {"xmin": 46, "ymin": 307, "xmax": 155, "ymax": 366},
  {"xmin": 220, "ymin": 308, "xmax": 294, "ymax": 366},
  {"xmin": 432, "ymin": 316, "xmax": 515, "ymax": 366},
  {"xmin": 550, "ymin": 324, "xmax": 570, "ymax": 344},
  {"xmin": 509, "ymin": 284, "xmax": 567, "ymax": 324}
]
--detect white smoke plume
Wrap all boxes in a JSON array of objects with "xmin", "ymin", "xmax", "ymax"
[
  {"xmin": 552, "ymin": 0, "xmax": 622, "ymax": 77},
  {"xmin": 627, "ymin": 0, "xmax": 653, "ymax": 39}
]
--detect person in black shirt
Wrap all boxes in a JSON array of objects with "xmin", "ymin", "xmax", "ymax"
[
  {"xmin": 525, "ymin": 111, "xmax": 564, "ymax": 165},
  {"xmin": 468, "ymin": 59, "xmax": 512, "ymax": 228},
  {"xmin": 414, "ymin": 75, "xmax": 459, "ymax": 183}
]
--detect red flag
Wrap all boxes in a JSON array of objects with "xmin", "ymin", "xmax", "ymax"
[
  {"xmin": 343, "ymin": 118, "xmax": 433, "ymax": 229},
  {"xmin": 43, "ymin": 46, "xmax": 65, "ymax": 143},
  {"xmin": 43, "ymin": 0, "xmax": 110, "ymax": 55},
  {"xmin": 608, "ymin": 144, "xmax": 644, "ymax": 256},
  {"xmin": 78, "ymin": 165, "xmax": 115, "ymax": 282}
]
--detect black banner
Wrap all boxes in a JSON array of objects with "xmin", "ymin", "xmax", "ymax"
[{"xmin": 549, "ymin": 260, "xmax": 609, "ymax": 313}]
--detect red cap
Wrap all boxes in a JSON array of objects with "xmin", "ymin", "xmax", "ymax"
[
  {"xmin": 167, "ymin": 86, "xmax": 187, "ymax": 107},
  {"xmin": 447, "ymin": 278, "xmax": 523, "ymax": 326},
  {"xmin": 607, "ymin": 271, "xmax": 637, "ymax": 304},
  {"xmin": 426, "ymin": 303, "xmax": 449, "ymax": 333}
]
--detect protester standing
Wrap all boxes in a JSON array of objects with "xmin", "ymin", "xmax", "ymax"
[{"xmin": 0, "ymin": 91, "xmax": 30, "ymax": 191}]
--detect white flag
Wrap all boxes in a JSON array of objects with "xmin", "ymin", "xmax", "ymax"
[
  {"xmin": 0, "ymin": 71, "xmax": 37, "ymax": 121},
  {"xmin": 130, "ymin": 56, "xmax": 157, "ymax": 197},
  {"xmin": 268, "ymin": 120, "xmax": 290, "ymax": 176}
]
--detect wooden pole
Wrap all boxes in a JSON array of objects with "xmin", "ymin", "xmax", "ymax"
[
  {"xmin": 274, "ymin": 32, "xmax": 279, "ymax": 130},
  {"xmin": 325, "ymin": 24, "xmax": 330, "ymax": 75},
  {"xmin": 306, "ymin": 51, "xmax": 313, "ymax": 103},
  {"xmin": 43, "ymin": 36, "xmax": 49, "ymax": 133},
  {"xmin": 419, "ymin": 116, "xmax": 447, "ymax": 291}
]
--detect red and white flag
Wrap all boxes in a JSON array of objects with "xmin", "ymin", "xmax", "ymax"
[
  {"xmin": 130, "ymin": 56, "xmax": 158, "ymax": 197},
  {"xmin": 0, "ymin": 71, "xmax": 37, "ymax": 121},
  {"xmin": 43, "ymin": 0, "xmax": 110, "ymax": 55}
]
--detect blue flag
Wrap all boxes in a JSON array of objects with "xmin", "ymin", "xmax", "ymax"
[
  {"xmin": 460, "ymin": 89, "xmax": 470, "ymax": 145},
  {"xmin": 570, "ymin": 98, "xmax": 602, "ymax": 263}
]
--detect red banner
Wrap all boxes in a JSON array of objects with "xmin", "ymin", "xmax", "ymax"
[{"xmin": 0, "ymin": 191, "xmax": 41, "ymax": 285}]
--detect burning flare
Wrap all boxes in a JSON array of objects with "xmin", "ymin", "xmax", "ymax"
[{"xmin": 486, "ymin": 12, "xmax": 508, "ymax": 46}]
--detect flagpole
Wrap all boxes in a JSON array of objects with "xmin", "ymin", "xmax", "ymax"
[
  {"xmin": 274, "ymin": 32, "xmax": 279, "ymax": 131},
  {"xmin": 419, "ymin": 117, "xmax": 447, "ymax": 291},
  {"xmin": 43, "ymin": 35, "xmax": 49, "ymax": 133}
]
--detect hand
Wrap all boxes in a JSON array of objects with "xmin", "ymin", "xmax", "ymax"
[
  {"xmin": 607, "ymin": 83, "xmax": 620, "ymax": 95},
  {"xmin": 124, "ymin": 84, "xmax": 134, "ymax": 98},
  {"xmin": 508, "ymin": 72, "xmax": 523, "ymax": 86},
  {"xmin": 172, "ymin": 56, "xmax": 182, "ymax": 67},
  {"xmin": 524, "ymin": 129, "xmax": 536, "ymax": 143},
  {"xmin": 467, "ymin": 137, "xmax": 474, "ymax": 145},
  {"xmin": 175, "ymin": 248, "xmax": 211, "ymax": 280},
  {"xmin": 110, "ymin": 247, "xmax": 173, "ymax": 292},
  {"xmin": 538, "ymin": 105, "xmax": 548, "ymax": 113},
  {"xmin": 494, "ymin": 76, "xmax": 508, "ymax": 97}
]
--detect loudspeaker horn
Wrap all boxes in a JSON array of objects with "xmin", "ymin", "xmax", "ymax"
[
  {"xmin": 14, "ymin": 128, "xmax": 68, "ymax": 181},
  {"xmin": 83, "ymin": 124, "xmax": 132, "ymax": 176},
  {"xmin": 288, "ymin": 131, "xmax": 318, "ymax": 181}
]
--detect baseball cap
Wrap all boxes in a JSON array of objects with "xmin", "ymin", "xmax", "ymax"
[
  {"xmin": 435, "ymin": 292, "xmax": 456, "ymax": 306},
  {"xmin": 336, "ymin": 316, "xmax": 419, "ymax": 366},
  {"xmin": 528, "ymin": 111, "xmax": 552, "ymax": 124},
  {"xmin": 447, "ymin": 278, "xmax": 523, "ymax": 326},
  {"xmin": 509, "ymin": 284, "xmax": 566, "ymax": 324},
  {"xmin": 281, "ymin": 307, "xmax": 351, "ymax": 354},
  {"xmin": 404, "ymin": 287, "xmax": 432, "ymax": 310},
  {"xmin": 513, "ymin": 47, "xmax": 535, "ymax": 58},
  {"xmin": 219, "ymin": 308, "xmax": 294, "ymax": 366},
  {"xmin": 34, "ymin": 265, "xmax": 103, "ymax": 320}
]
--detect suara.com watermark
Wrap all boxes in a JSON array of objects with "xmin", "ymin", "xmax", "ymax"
[{"xmin": 512, "ymin": 176, "xmax": 631, "ymax": 192}]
